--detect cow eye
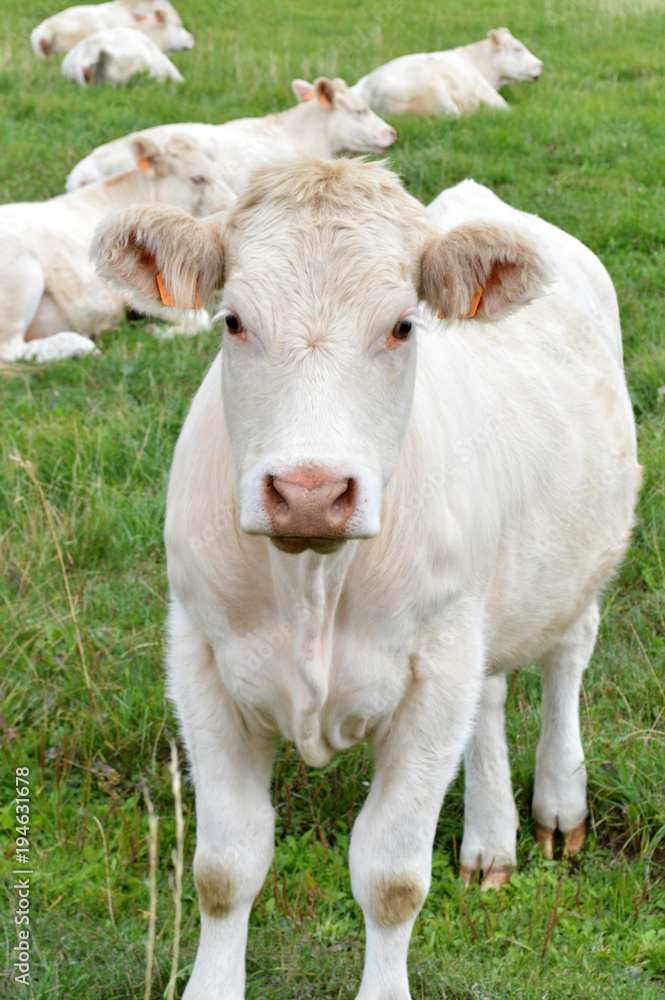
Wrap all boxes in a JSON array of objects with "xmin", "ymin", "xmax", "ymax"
[
  {"xmin": 356, "ymin": 106, "xmax": 369, "ymax": 116},
  {"xmin": 392, "ymin": 318, "xmax": 412, "ymax": 340},
  {"xmin": 225, "ymin": 312, "xmax": 244, "ymax": 334},
  {"xmin": 190, "ymin": 175, "xmax": 207, "ymax": 185}
]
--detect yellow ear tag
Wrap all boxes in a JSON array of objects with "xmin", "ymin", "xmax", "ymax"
[
  {"xmin": 137, "ymin": 156, "xmax": 151, "ymax": 173},
  {"xmin": 156, "ymin": 272, "xmax": 202, "ymax": 310},
  {"xmin": 438, "ymin": 285, "xmax": 483, "ymax": 321}
]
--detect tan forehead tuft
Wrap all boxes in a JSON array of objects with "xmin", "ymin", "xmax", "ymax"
[{"xmin": 225, "ymin": 157, "xmax": 425, "ymax": 229}]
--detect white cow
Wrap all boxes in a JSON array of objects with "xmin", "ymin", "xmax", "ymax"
[
  {"xmin": 353, "ymin": 27, "xmax": 544, "ymax": 116},
  {"xmin": 61, "ymin": 27, "xmax": 184, "ymax": 85},
  {"xmin": 0, "ymin": 138, "xmax": 234, "ymax": 364},
  {"xmin": 65, "ymin": 77, "xmax": 397, "ymax": 192},
  {"xmin": 30, "ymin": 0, "xmax": 194, "ymax": 57},
  {"xmin": 92, "ymin": 159, "xmax": 639, "ymax": 1000}
]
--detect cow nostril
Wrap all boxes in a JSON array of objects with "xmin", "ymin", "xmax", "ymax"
[
  {"xmin": 330, "ymin": 478, "xmax": 356, "ymax": 519},
  {"xmin": 265, "ymin": 475, "xmax": 288, "ymax": 511}
]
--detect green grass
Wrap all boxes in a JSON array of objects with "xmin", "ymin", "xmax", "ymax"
[{"xmin": 1, "ymin": 0, "xmax": 664, "ymax": 997}]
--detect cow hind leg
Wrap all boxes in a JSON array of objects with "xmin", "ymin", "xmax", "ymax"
[
  {"xmin": 460, "ymin": 672, "xmax": 518, "ymax": 889},
  {"xmin": 532, "ymin": 598, "xmax": 600, "ymax": 859}
]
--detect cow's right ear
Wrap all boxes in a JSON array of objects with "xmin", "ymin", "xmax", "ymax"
[
  {"xmin": 292, "ymin": 78, "xmax": 316, "ymax": 102},
  {"xmin": 90, "ymin": 204, "xmax": 225, "ymax": 313}
]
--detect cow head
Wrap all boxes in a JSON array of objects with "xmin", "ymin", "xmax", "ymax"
[
  {"xmin": 92, "ymin": 159, "xmax": 545, "ymax": 554},
  {"xmin": 136, "ymin": 5, "xmax": 195, "ymax": 51},
  {"xmin": 487, "ymin": 27, "xmax": 544, "ymax": 84},
  {"xmin": 292, "ymin": 77, "xmax": 397, "ymax": 155},
  {"xmin": 128, "ymin": 135, "xmax": 236, "ymax": 216}
]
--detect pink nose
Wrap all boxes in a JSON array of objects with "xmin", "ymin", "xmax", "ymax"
[
  {"xmin": 263, "ymin": 468, "xmax": 357, "ymax": 537},
  {"xmin": 384, "ymin": 127, "xmax": 397, "ymax": 146}
]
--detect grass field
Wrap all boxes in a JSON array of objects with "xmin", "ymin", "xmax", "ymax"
[{"xmin": 1, "ymin": 0, "xmax": 664, "ymax": 997}]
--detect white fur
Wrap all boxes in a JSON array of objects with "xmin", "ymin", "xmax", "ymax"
[
  {"xmin": 0, "ymin": 139, "xmax": 235, "ymax": 365},
  {"xmin": 353, "ymin": 27, "xmax": 544, "ymax": 116},
  {"xmin": 92, "ymin": 159, "xmax": 639, "ymax": 999},
  {"xmin": 30, "ymin": 0, "xmax": 193, "ymax": 58},
  {"xmin": 61, "ymin": 26, "xmax": 184, "ymax": 85},
  {"xmin": 65, "ymin": 77, "xmax": 397, "ymax": 192}
]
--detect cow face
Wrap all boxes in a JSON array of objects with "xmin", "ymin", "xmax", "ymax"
[
  {"xmin": 92, "ymin": 159, "xmax": 545, "ymax": 553},
  {"xmin": 292, "ymin": 77, "xmax": 397, "ymax": 155},
  {"xmin": 488, "ymin": 28, "xmax": 544, "ymax": 84},
  {"xmin": 137, "ymin": 6, "xmax": 195, "ymax": 51}
]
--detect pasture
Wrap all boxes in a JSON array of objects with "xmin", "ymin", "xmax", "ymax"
[{"xmin": 1, "ymin": 0, "xmax": 664, "ymax": 997}]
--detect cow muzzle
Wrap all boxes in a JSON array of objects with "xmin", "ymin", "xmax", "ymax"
[{"xmin": 240, "ymin": 464, "xmax": 381, "ymax": 553}]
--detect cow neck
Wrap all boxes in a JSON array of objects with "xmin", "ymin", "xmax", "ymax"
[
  {"xmin": 65, "ymin": 169, "xmax": 155, "ymax": 213},
  {"xmin": 459, "ymin": 40, "xmax": 499, "ymax": 89},
  {"xmin": 264, "ymin": 100, "xmax": 333, "ymax": 159},
  {"xmin": 268, "ymin": 541, "xmax": 357, "ymax": 767}
]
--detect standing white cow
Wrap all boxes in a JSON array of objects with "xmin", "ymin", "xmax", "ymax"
[
  {"xmin": 0, "ymin": 138, "xmax": 234, "ymax": 364},
  {"xmin": 92, "ymin": 158, "xmax": 639, "ymax": 1000},
  {"xmin": 65, "ymin": 77, "xmax": 397, "ymax": 192},
  {"xmin": 353, "ymin": 27, "xmax": 544, "ymax": 116},
  {"xmin": 61, "ymin": 27, "xmax": 185, "ymax": 85},
  {"xmin": 30, "ymin": 0, "xmax": 194, "ymax": 57}
]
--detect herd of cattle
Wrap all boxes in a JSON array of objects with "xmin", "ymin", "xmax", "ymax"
[{"xmin": 10, "ymin": 3, "xmax": 642, "ymax": 999}]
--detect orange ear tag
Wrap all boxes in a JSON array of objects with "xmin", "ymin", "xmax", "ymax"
[
  {"xmin": 318, "ymin": 91, "xmax": 332, "ymax": 107},
  {"xmin": 156, "ymin": 272, "xmax": 202, "ymax": 310},
  {"xmin": 303, "ymin": 89, "xmax": 315, "ymax": 101},
  {"xmin": 438, "ymin": 285, "xmax": 483, "ymax": 321},
  {"xmin": 137, "ymin": 156, "xmax": 151, "ymax": 173}
]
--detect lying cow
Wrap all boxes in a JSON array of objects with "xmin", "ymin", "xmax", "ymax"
[
  {"xmin": 65, "ymin": 77, "xmax": 397, "ymax": 192},
  {"xmin": 61, "ymin": 26, "xmax": 184, "ymax": 85},
  {"xmin": 0, "ymin": 138, "xmax": 234, "ymax": 364},
  {"xmin": 92, "ymin": 158, "xmax": 639, "ymax": 999},
  {"xmin": 31, "ymin": 0, "xmax": 193, "ymax": 57},
  {"xmin": 353, "ymin": 27, "xmax": 544, "ymax": 116}
]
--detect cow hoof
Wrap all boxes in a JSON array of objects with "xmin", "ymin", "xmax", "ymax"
[
  {"xmin": 534, "ymin": 822, "xmax": 555, "ymax": 860},
  {"xmin": 562, "ymin": 819, "xmax": 586, "ymax": 858},
  {"xmin": 459, "ymin": 862, "xmax": 513, "ymax": 889},
  {"xmin": 535, "ymin": 819, "xmax": 586, "ymax": 859},
  {"xmin": 481, "ymin": 865, "xmax": 513, "ymax": 890}
]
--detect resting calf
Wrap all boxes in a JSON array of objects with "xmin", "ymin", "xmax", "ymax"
[
  {"xmin": 0, "ymin": 138, "xmax": 233, "ymax": 364},
  {"xmin": 353, "ymin": 27, "xmax": 544, "ymax": 116}
]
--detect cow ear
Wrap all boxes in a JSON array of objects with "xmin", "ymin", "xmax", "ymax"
[
  {"xmin": 419, "ymin": 222, "xmax": 548, "ymax": 321},
  {"xmin": 90, "ymin": 205, "xmax": 225, "ymax": 313},
  {"xmin": 131, "ymin": 137, "xmax": 166, "ymax": 176},
  {"xmin": 154, "ymin": 8, "xmax": 166, "ymax": 24},
  {"xmin": 132, "ymin": 10, "xmax": 148, "ymax": 21},
  {"xmin": 292, "ymin": 78, "xmax": 315, "ymax": 102},
  {"xmin": 488, "ymin": 29, "xmax": 502, "ymax": 48},
  {"xmin": 314, "ymin": 77, "xmax": 336, "ymax": 107}
]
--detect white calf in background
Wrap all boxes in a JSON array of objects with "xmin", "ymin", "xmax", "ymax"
[
  {"xmin": 65, "ymin": 77, "xmax": 397, "ymax": 192},
  {"xmin": 92, "ymin": 157, "xmax": 639, "ymax": 1000},
  {"xmin": 31, "ymin": 0, "xmax": 194, "ymax": 57},
  {"xmin": 62, "ymin": 27, "xmax": 184, "ymax": 85},
  {"xmin": 353, "ymin": 27, "xmax": 544, "ymax": 116},
  {"xmin": 0, "ymin": 138, "xmax": 234, "ymax": 364}
]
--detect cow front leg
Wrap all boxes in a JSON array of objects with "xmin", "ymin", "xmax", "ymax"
[
  {"xmin": 168, "ymin": 614, "xmax": 275, "ymax": 1000},
  {"xmin": 460, "ymin": 672, "xmax": 518, "ymax": 888},
  {"xmin": 533, "ymin": 598, "xmax": 599, "ymax": 859},
  {"xmin": 349, "ymin": 632, "xmax": 484, "ymax": 1000}
]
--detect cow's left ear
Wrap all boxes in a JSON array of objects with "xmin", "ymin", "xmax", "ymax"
[
  {"xmin": 314, "ymin": 77, "xmax": 336, "ymax": 107},
  {"xmin": 488, "ymin": 28, "xmax": 509, "ymax": 49},
  {"xmin": 131, "ymin": 137, "xmax": 167, "ymax": 176},
  {"xmin": 154, "ymin": 9, "xmax": 167, "ymax": 24},
  {"xmin": 91, "ymin": 204, "xmax": 226, "ymax": 313},
  {"xmin": 419, "ymin": 222, "xmax": 548, "ymax": 321}
]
